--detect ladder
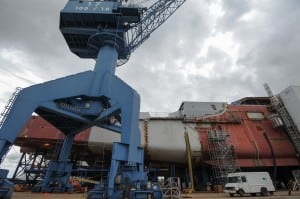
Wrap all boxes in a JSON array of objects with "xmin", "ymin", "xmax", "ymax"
[
  {"xmin": 264, "ymin": 84, "xmax": 300, "ymax": 154},
  {"xmin": 0, "ymin": 87, "xmax": 22, "ymax": 164},
  {"xmin": 0, "ymin": 87, "xmax": 22, "ymax": 129}
]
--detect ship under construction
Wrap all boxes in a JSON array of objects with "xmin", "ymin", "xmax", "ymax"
[
  {"xmin": 1, "ymin": 0, "xmax": 299, "ymax": 198},
  {"xmin": 4, "ymin": 85, "xmax": 300, "ymax": 191}
]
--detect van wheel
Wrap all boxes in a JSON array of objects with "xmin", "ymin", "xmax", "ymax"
[
  {"xmin": 238, "ymin": 189, "xmax": 244, "ymax": 197},
  {"xmin": 229, "ymin": 193, "xmax": 234, "ymax": 197},
  {"xmin": 260, "ymin": 188, "xmax": 268, "ymax": 196}
]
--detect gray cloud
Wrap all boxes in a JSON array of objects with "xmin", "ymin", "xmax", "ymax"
[
  {"xmin": 0, "ymin": 0, "xmax": 299, "ymax": 111},
  {"xmin": 219, "ymin": 0, "xmax": 300, "ymax": 95}
]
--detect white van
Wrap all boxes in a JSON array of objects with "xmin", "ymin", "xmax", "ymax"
[{"xmin": 224, "ymin": 172, "xmax": 275, "ymax": 197}]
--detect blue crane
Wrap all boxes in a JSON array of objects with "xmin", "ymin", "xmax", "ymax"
[{"xmin": 0, "ymin": 0, "xmax": 186, "ymax": 198}]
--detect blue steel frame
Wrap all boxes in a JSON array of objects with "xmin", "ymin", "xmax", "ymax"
[
  {"xmin": 0, "ymin": 0, "xmax": 145, "ymax": 195},
  {"xmin": 0, "ymin": 0, "xmax": 186, "ymax": 198},
  {"xmin": 0, "ymin": 44, "xmax": 144, "ymax": 195}
]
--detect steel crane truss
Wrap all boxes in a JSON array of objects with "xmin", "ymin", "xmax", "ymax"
[{"xmin": 127, "ymin": 0, "xmax": 186, "ymax": 53}]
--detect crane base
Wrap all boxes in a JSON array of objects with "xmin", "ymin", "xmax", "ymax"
[{"xmin": 0, "ymin": 169, "xmax": 13, "ymax": 199}]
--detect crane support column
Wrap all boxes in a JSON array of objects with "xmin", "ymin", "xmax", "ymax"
[{"xmin": 33, "ymin": 133, "xmax": 76, "ymax": 192}]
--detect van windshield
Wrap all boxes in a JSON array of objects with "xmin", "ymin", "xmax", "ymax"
[{"xmin": 228, "ymin": 176, "xmax": 240, "ymax": 183}]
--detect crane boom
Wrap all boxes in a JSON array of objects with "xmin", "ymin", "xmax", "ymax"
[{"xmin": 127, "ymin": 0, "xmax": 186, "ymax": 54}]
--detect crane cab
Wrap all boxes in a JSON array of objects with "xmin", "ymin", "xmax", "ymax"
[{"xmin": 60, "ymin": 0, "xmax": 142, "ymax": 59}]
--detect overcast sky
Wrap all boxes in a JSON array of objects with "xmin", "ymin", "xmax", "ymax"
[
  {"xmin": 1, "ymin": 0, "xmax": 300, "ymax": 112},
  {"xmin": 0, "ymin": 0, "xmax": 300, "ymax": 173}
]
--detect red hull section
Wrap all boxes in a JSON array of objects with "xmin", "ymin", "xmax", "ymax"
[
  {"xmin": 197, "ymin": 105, "xmax": 298, "ymax": 167},
  {"xmin": 16, "ymin": 116, "xmax": 91, "ymax": 155},
  {"xmin": 15, "ymin": 104, "xmax": 300, "ymax": 167}
]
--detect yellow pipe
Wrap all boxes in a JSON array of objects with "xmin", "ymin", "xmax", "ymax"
[{"xmin": 184, "ymin": 127, "xmax": 195, "ymax": 193}]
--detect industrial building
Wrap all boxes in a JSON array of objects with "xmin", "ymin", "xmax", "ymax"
[{"xmin": 9, "ymin": 85, "xmax": 300, "ymax": 191}]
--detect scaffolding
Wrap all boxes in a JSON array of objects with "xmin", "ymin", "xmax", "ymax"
[
  {"xmin": 207, "ymin": 130, "xmax": 239, "ymax": 185},
  {"xmin": 264, "ymin": 83, "xmax": 300, "ymax": 155}
]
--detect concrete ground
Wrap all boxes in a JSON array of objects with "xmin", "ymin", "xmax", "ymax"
[
  {"xmin": 183, "ymin": 191, "xmax": 300, "ymax": 198},
  {"xmin": 11, "ymin": 191, "xmax": 300, "ymax": 199}
]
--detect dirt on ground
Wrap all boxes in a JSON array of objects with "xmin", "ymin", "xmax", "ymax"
[{"xmin": 11, "ymin": 191, "xmax": 300, "ymax": 199}]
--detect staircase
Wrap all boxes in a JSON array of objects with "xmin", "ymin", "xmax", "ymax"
[
  {"xmin": 264, "ymin": 84, "xmax": 300, "ymax": 155},
  {"xmin": 277, "ymin": 107, "xmax": 300, "ymax": 153},
  {"xmin": 0, "ymin": 87, "xmax": 22, "ymax": 129}
]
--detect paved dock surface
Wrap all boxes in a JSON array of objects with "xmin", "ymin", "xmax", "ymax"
[{"xmin": 11, "ymin": 191, "xmax": 300, "ymax": 199}]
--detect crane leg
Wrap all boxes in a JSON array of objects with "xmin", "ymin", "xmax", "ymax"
[
  {"xmin": 0, "ymin": 71, "xmax": 95, "ymax": 193},
  {"xmin": 89, "ymin": 74, "xmax": 147, "ymax": 199},
  {"xmin": 33, "ymin": 133, "xmax": 76, "ymax": 193},
  {"xmin": 0, "ymin": 69, "xmax": 147, "ymax": 196},
  {"xmin": 0, "ymin": 70, "xmax": 94, "ymax": 155}
]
